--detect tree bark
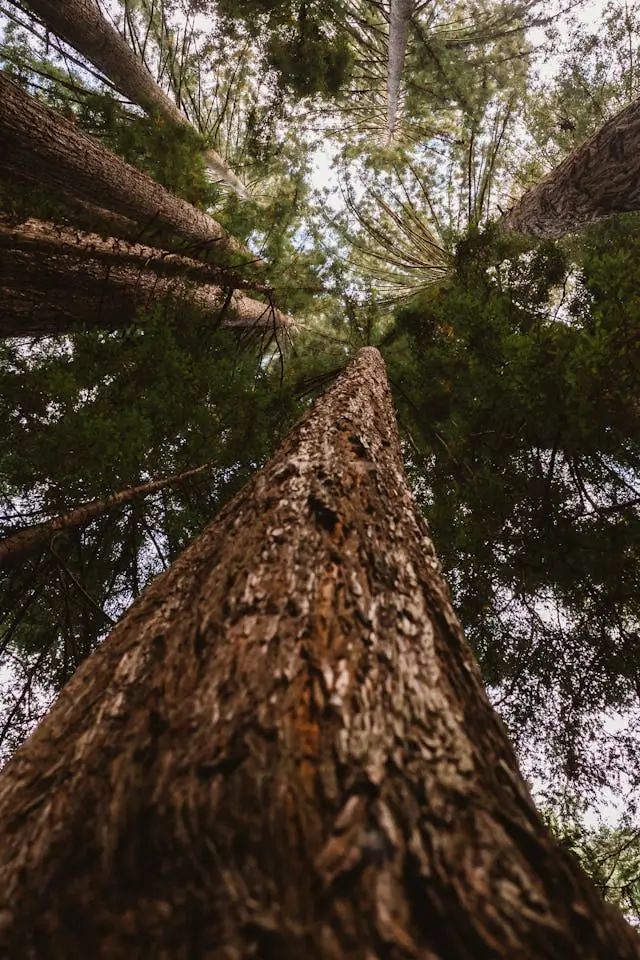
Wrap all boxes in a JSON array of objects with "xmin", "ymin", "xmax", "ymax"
[
  {"xmin": 21, "ymin": 0, "xmax": 250, "ymax": 198},
  {"xmin": 387, "ymin": 0, "xmax": 414, "ymax": 143},
  {"xmin": 0, "ymin": 75, "xmax": 255, "ymax": 261},
  {"xmin": 0, "ymin": 464, "xmax": 210, "ymax": 572},
  {"xmin": 0, "ymin": 216, "xmax": 273, "ymax": 292},
  {"xmin": 0, "ymin": 347, "xmax": 637, "ymax": 958},
  {"xmin": 0, "ymin": 217, "xmax": 289, "ymax": 337},
  {"xmin": 503, "ymin": 94, "xmax": 640, "ymax": 237}
]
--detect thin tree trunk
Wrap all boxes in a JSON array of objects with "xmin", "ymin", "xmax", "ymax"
[
  {"xmin": 0, "ymin": 464, "xmax": 211, "ymax": 572},
  {"xmin": 387, "ymin": 0, "xmax": 414, "ymax": 143},
  {"xmin": 0, "ymin": 219, "xmax": 288, "ymax": 337},
  {"xmin": 0, "ymin": 348, "xmax": 637, "ymax": 958},
  {"xmin": 0, "ymin": 74, "xmax": 255, "ymax": 261},
  {"xmin": 21, "ymin": 0, "xmax": 250, "ymax": 198},
  {"xmin": 503, "ymin": 94, "xmax": 640, "ymax": 237}
]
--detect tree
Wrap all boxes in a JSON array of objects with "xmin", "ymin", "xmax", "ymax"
[
  {"xmin": 0, "ymin": 347, "xmax": 638, "ymax": 957},
  {"xmin": 0, "ymin": 463, "xmax": 211, "ymax": 571},
  {"xmin": 20, "ymin": 0, "xmax": 250, "ymax": 197},
  {"xmin": 504, "ymin": 92, "xmax": 640, "ymax": 236},
  {"xmin": 387, "ymin": 0, "xmax": 414, "ymax": 143},
  {"xmin": 0, "ymin": 216, "xmax": 291, "ymax": 337},
  {"xmin": 0, "ymin": 215, "xmax": 272, "ymax": 291},
  {"xmin": 0, "ymin": 73, "xmax": 254, "ymax": 260}
]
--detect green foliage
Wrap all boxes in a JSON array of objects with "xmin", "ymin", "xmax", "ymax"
[
  {"xmin": 0, "ymin": 305, "xmax": 304, "ymax": 757},
  {"xmin": 83, "ymin": 97, "xmax": 213, "ymax": 206},
  {"xmin": 543, "ymin": 811, "xmax": 640, "ymax": 924},
  {"xmin": 213, "ymin": 0, "xmax": 353, "ymax": 98},
  {"xmin": 517, "ymin": 1, "xmax": 640, "ymax": 185},
  {"xmin": 387, "ymin": 223, "xmax": 640, "ymax": 800},
  {"xmin": 266, "ymin": 20, "xmax": 352, "ymax": 98}
]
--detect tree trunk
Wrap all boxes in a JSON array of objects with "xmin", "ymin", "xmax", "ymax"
[
  {"xmin": 63, "ymin": 198, "xmax": 146, "ymax": 244},
  {"xmin": 0, "ymin": 217, "xmax": 289, "ymax": 337},
  {"xmin": 0, "ymin": 216, "xmax": 273, "ymax": 293},
  {"xmin": 0, "ymin": 464, "xmax": 210, "ymax": 572},
  {"xmin": 0, "ymin": 75, "xmax": 255, "ymax": 262},
  {"xmin": 21, "ymin": 0, "xmax": 250, "ymax": 198},
  {"xmin": 503, "ymin": 94, "xmax": 640, "ymax": 237},
  {"xmin": 387, "ymin": 0, "xmax": 414, "ymax": 143},
  {"xmin": 0, "ymin": 347, "xmax": 637, "ymax": 959}
]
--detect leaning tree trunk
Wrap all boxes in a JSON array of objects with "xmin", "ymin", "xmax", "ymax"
[
  {"xmin": 0, "ymin": 217, "xmax": 289, "ymax": 337},
  {"xmin": 503, "ymin": 94, "xmax": 640, "ymax": 237},
  {"xmin": 0, "ymin": 348, "xmax": 637, "ymax": 959},
  {"xmin": 22, "ymin": 0, "xmax": 250, "ymax": 198},
  {"xmin": 387, "ymin": 0, "xmax": 414, "ymax": 143},
  {"xmin": 0, "ymin": 463, "xmax": 210, "ymax": 572},
  {"xmin": 0, "ymin": 216, "xmax": 273, "ymax": 293},
  {"xmin": 0, "ymin": 75, "xmax": 254, "ymax": 262}
]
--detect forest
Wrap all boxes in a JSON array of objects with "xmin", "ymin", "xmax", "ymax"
[{"xmin": 0, "ymin": 0, "xmax": 639, "ymax": 955}]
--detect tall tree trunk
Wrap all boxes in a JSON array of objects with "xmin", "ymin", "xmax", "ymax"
[
  {"xmin": 0, "ymin": 464, "xmax": 211, "ymax": 572},
  {"xmin": 0, "ymin": 348, "xmax": 637, "ymax": 958},
  {"xmin": 0, "ymin": 217, "xmax": 288, "ymax": 337},
  {"xmin": 503, "ymin": 94, "xmax": 640, "ymax": 237},
  {"xmin": 63, "ymin": 198, "xmax": 146, "ymax": 244},
  {"xmin": 0, "ymin": 75, "xmax": 255, "ymax": 261},
  {"xmin": 0, "ymin": 216, "xmax": 273, "ymax": 293},
  {"xmin": 21, "ymin": 0, "xmax": 250, "ymax": 198},
  {"xmin": 387, "ymin": 0, "xmax": 414, "ymax": 143}
]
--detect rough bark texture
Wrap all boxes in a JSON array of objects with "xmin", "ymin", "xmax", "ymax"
[
  {"xmin": 63, "ymin": 198, "xmax": 152, "ymax": 243},
  {"xmin": 0, "ymin": 216, "xmax": 272, "ymax": 292},
  {"xmin": 0, "ymin": 75, "xmax": 252, "ymax": 260},
  {"xmin": 0, "ymin": 217, "xmax": 290, "ymax": 337},
  {"xmin": 22, "ymin": 0, "xmax": 250, "ymax": 198},
  {"xmin": 0, "ymin": 464, "xmax": 210, "ymax": 572},
  {"xmin": 0, "ymin": 348, "xmax": 637, "ymax": 959},
  {"xmin": 387, "ymin": 0, "xmax": 413, "ymax": 143},
  {"xmin": 503, "ymin": 94, "xmax": 640, "ymax": 237}
]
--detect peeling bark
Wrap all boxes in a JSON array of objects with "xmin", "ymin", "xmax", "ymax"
[
  {"xmin": 503, "ymin": 94, "xmax": 640, "ymax": 237},
  {"xmin": 387, "ymin": 0, "xmax": 414, "ymax": 143},
  {"xmin": 22, "ymin": 0, "xmax": 250, "ymax": 198},
  {"xmin": 0, "ymin": 75, "xmax": 254, "ymax": 261},
  {"xmin": 0, "ymin": 348, "xmax": 637, "ymax": 958},
  {"xmin": 0, "ymin": 464, "xmax": 210, "ymax": 572},
  {"xmin": 0, "ymin": 217, "xmax": 290, "ymax": 337}
]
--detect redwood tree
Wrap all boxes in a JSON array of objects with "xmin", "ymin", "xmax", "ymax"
[
  {"xmin": 0, "ymin": 347, "xmax": 637, "ymax": 958},
  {"xmin": 0, "ymin": 74, "xmax": 254, "ymax": 260},
  {"xmin": 504, "ymin": 93, "xmax": 640, "ymax": 237},
  {"xmin": 0, "ymin": 216, "xmax": 287, "ymax": 337},
  {"xmin": 21, "ymin": 0, "xmax": 250, "ymax": 197}
]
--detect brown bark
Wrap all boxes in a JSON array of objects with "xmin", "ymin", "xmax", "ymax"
[
  {"xmin": 0, "ymin": 348, "xmax": 637, "ymax": 959},
  {"xmin": 503, "ymin": 95, "xmax": 640, "ymax": 237},
  {"xmin": 0, "ymin": 464, "xmax": 210, "ymax": 572},
  {"xmin": 63, "ymin": 198, "xmax": 148, "ymax": 243},
  {"xmin": 0, "ymin": 216, "xmax": 273, "ymax": 293},
  {"xmin": 0, "ymin": 74, "xmax": 255, "ymax": 261},
  {"xmin": 0, "ymin": 217, "xmax": 290, "ymax": 337},
  {"xmin": 21, "ymin": 0, "xmax": 250, "ymax": 198}
]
